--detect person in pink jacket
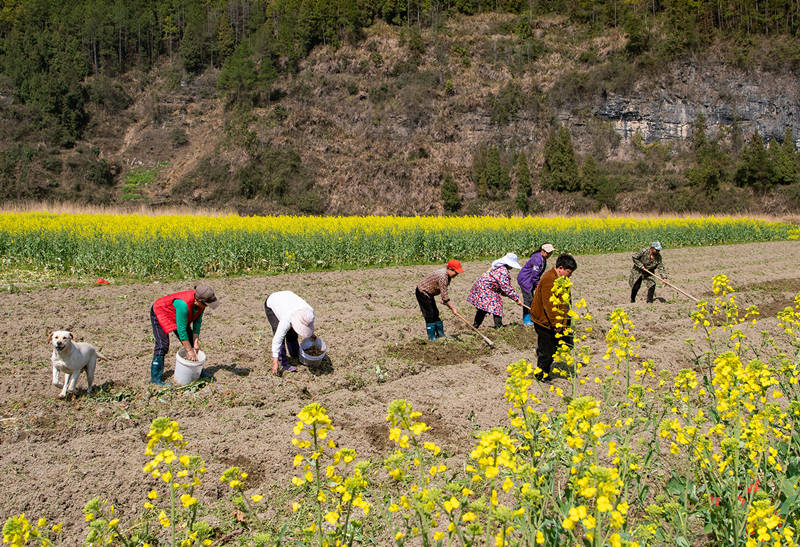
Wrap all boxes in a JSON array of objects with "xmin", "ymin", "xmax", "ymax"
[{"xmin": 467, "ymin": 253, "xmax": 522, "ymax": 329}]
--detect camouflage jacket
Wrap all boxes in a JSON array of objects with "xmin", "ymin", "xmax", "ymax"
[{"xmin": 631, "ymin": 247, "xmax": 666, "ymax": 278}]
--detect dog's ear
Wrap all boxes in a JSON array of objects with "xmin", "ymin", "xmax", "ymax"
[
  {"xmin": 49, "ymin": 331, "xmax": 54, "ymax": 343},
  {"xmin": 67, "ymin": 331, "xmax": 74, "ymax": 340}
]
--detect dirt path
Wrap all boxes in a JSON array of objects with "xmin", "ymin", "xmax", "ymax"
[{"xmin": 1, "ymin": 240, "xmax": 799, "ymax": 539}]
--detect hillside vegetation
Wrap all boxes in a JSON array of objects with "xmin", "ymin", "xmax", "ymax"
[{"xmin": 2, "ymin": 0, "xmax": 800, "ymax": 215}]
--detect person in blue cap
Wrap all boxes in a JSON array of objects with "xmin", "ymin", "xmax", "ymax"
[{"xmin": 629, "ymin": 241, "xmax": 667, "ymax": 303}]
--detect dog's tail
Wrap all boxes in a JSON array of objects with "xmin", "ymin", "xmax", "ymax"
[{"xmin": 96, "ymin": 351, "xmax": 108, "ymax": 360}]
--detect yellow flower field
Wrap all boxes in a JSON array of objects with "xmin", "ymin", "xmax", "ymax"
[{"xmin": 0, "ymin": 212, "xmax": 795, "ymax": 278}]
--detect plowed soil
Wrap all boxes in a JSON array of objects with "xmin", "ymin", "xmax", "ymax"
[{"xmin": 2, "ymin": 240, "xmax": 799, "ymax": 540}]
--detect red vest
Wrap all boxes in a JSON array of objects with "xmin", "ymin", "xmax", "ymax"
[{"xmin": 153, "ymin": 290, "xmax": 203, "ymax": 333}]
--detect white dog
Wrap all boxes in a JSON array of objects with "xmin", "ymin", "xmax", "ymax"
[{"xmin": 50, "ymin": 331, "xmax": 105, "ymax": 398}]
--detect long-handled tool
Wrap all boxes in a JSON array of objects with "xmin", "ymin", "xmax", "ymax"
[
  {"xmin": 452, "ymin": 310, "xmax": 495, "ymax": 348},
  {"xmin": 640, "ymin": 266, "xmax": 699, "ymax": 303}
]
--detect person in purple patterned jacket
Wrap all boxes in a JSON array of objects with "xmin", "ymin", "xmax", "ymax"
[
  {"xmin": 518, "ymin": 243, "xmax": 556, "ymax": 325},
  {"xmin": 467, "ymin": 253, "xmax": 523, "ymax": 329}
]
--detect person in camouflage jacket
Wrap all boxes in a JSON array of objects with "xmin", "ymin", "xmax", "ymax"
[{"xmin": 629, "ymin": 241, "xmax": 667, "ymax": 303}]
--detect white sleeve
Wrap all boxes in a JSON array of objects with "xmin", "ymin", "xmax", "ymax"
[{"xmin": 271, "ymin": 318, "xmax": 292, "ymax": 357}]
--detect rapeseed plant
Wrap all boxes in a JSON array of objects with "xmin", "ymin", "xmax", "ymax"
[
  {"xmin": 290, "ymin": 403, "xmax": 370, "ymax": 546},
  {"xmin": 2, "ymin": 514, "xmax": 61, "ymax": 546}
]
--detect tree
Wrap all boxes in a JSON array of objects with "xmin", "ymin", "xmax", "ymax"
[
  {"xmin": 215, "ymin": 12, "xmax": 235, "ymax": 64},
  {"xmin": 580, "ymin": 155, "xmax": 618, "ymax": 209},
  {"xmin": 515, "ymin": 152, "xmax": 531, "ymax": 212},
  {"xmin": 441, "ymin": 173, "xmax": 460, "ymax": 212},
  {"xmin": 692, "ymin": 112, "xmax": 707, "ymax": 151},
  {"xmin": 687, "ymin": 146, "xmax": 726, "ymax": 197},
  {"xmin": 484, "ymin": 146, "xmax": 510, "ymax": 199},
  {"xmin": 218, "ymin": 42, "xmax": 258, "ymax": 106},
  {"xmin": 542, "ymin": 126, "xmax": 579, "ymax": 192},
  {"xmin": 735, "ymin": 132, "xmax": 776, "ymax": 192},
  {"xmin": 180, "ymin": 23, "xmax": 206, "ymax": 73},
  {"xmin": 687, "ymin": 113, "xmax": 727, "ymax": 197},
  {"xmin": 769, "ymin": 128, "xmax": 799, "ymax": 186}
]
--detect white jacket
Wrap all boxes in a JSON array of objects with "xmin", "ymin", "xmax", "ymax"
[{"xmin": 266, "ymin": 291, "xmax": 314, "ymax": 357}]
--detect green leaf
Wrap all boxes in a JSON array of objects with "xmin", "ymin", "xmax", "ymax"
[{"xmin": 667, "ymin": 476, "xmax": 686, "ymax": 496}]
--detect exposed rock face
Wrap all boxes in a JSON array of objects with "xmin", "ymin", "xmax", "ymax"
[{"xmin": 594, "ymin": 62, "xmax": 800, "ymax": 145}]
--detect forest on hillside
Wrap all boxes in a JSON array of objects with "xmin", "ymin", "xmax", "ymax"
[{"xmin": 2, "ymin": 0, "xmax": 800, "ymax": 214}]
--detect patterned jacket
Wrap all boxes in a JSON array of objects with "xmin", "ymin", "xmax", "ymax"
[{"xmin": 467, "ymin": 266, "xmax": 520, "ymax": 316}]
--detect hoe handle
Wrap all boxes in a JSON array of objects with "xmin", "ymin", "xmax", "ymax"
[
  {"xmin": 452, "ymin": 310, "xmax": 495, "ymax": 348},
  {"xmin": 639, "ymin": 266, "xmax": 699, "ymax": 303}
]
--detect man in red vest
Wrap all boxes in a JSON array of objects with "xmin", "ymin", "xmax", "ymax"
[{"xmin": 150, "ymin": 284, "xmax": 220, "ymax": 385}]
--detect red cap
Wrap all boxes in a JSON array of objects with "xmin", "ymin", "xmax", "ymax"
[{"xmin": 447, "ymin": 259, "xmax": 464, "ymax": 274}]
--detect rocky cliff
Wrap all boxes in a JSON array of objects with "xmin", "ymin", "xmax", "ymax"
[{"xmin": 593, "ymin": 62, "xmax": 800, "ymax": 145}]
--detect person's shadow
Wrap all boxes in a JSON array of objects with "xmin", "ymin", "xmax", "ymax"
[
  {"xmin": 304, "ymin": 355, "xmax": 333, "ymax": 376},
  {"xmin": 201, "ymin": 363, "xmax": 252, "ymax": 379}
]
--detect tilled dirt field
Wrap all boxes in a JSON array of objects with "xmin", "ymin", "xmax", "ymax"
[{"xmin": 1, "ymin": 240, "xmax": 799, "ymax": 541}]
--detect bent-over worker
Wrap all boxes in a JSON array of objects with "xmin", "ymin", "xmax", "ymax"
[
  {"xmin": 629, "ymin": 241, "xmax": 667, "ymax": 303},
  {"xmin": 149, "ymin": 284, "xmax": 220, "ymax": 385},
  {"xmin": 264, "ymin": 291, "xmax": 315, "ymax": 375},
  {"xmin": 467, "ymin": 252, "xmax": 522, "ymax": 329},
  {"xmin": 415, "ymin": 259, "xmax": 464, "ymax": 341}
]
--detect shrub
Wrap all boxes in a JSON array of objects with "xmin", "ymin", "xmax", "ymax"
[
  {"xmin": 169, "ymin": 128, "xmax": 188, "ymax": 147},
  {"xmin": 441, "ymin": 173, "xmax": 460, "ymax": 212},
  {"xmin": 86, "ymin": 76, "xmax": 132, "ymax": 112},
  {"xmin": 85, "ymin": 159, "xmax": 114, "ymax": 187},
  {"xmin": 487, "ymin": 81, "xmax": 526, "ymax": 125}
]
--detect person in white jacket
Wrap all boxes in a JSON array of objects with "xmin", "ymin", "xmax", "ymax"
[{"xmin": 264, "ymin": 291, "xmax": 315, "ymax": 375}]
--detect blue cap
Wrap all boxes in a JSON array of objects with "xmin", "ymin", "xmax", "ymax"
[{"xmin": 651, "ymin": 241, "xmax": 662, "ymax": 251}]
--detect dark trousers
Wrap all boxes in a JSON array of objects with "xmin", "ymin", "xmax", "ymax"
[
  {"xmin": 265, "ymin": 299, "xmax": 299, "ymax": 367},
  {"xmin": 534, "ymin": 322, "xmax": 574, "ymax": 378},
  {"xmin": 151, "ymin": 306, "xmax": 192, "ymax": 358},
  {"xmin": 415, "ymin": 288, "xmax": 440, "ymax": 323},
  {"xmin": 521, "ymin": 288, "xmax": 533, "ymax": 319},
  {"xmin": 474, "ymin": 309, "xmax": 503, "ymax": 328},
  {"xmin": 534, "ymin": 323, "xmax": 556, "ymax": 376},
  {"xmin": 630, "ymin": 277, "xmax": 656, "ymax": 303}
]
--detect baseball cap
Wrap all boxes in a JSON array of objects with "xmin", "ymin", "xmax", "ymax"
[
  {"xmin": 194, "ymin": 284, "xmax": 220, "ymax": 309},
  {"xmin": 542, "ymin": 243, "xmax": 556, "ymax": 253},
  {"xmin": 291, "ymin": 308, "xmax": 315, "ymax": 339},
  {"xmin": 651, "ymin": 241, "xmax": 662, "ymax": 251},
  {"xmin": 447, "ymin": 259, "xmax": 464, "ymax": 273}
]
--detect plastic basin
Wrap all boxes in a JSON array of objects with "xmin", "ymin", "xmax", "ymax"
[
  {"xmin": 175, "ymin": 349, "xmax": 206, "ymax": 385},
  {"xmin": 299, "ymin": 337, "xmax": 326, "ymax": 367}
]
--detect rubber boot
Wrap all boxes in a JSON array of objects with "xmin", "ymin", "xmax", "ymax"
[
  {"xmin": 426, "ymin": 323, "xmax": 437, "ymax": 341},
  {"xmin": 150, "ymin": 355, "xmax": 167, "ymax": 385},
  {"xmin": 434, "ymin": 320, "xmax": 445, "ymax": 339},
  {"xmin": 523, "ymin": 313, "xmax": 534, "ymax": 326},
  {"xmin": 646, "ymin": 285, "xmax": 656, "ymax": 303}
]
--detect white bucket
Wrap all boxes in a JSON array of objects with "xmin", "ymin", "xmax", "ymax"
[
  {"xmin": 174, "ymin": 349, "xmax": 206, "ymax": 385},
  {"xmin": 299, "ymin": 337, "xmax": 326, "ymax": 367}
]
